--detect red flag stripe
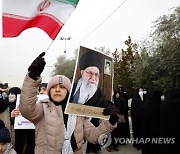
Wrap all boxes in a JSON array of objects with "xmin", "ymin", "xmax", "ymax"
[{"xmin": 3, "ymin": 13, "xmax": 64, "ymax": 40}]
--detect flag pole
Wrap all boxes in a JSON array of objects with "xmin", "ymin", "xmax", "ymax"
[{"xmin": 45, "ymin": 39, "xmax": 54, "ymax": 54}]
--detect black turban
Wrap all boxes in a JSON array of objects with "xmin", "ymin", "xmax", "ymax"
[{"xmin": 79, "ymin": 51, "xmax": 102, "ymax": 71}]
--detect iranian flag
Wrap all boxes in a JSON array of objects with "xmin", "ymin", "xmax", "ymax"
[{"xmin": 2, "ymin": 0, "xmax": 79, "ymax": 40}]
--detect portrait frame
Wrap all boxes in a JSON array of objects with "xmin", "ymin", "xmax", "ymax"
[
  {"xmin": 104, "ymin": 59, "xmax": 112, "ymax": 75},
  {"xmin": 65, "ymin": 46, "xmax": 113, "ymax": 120}
]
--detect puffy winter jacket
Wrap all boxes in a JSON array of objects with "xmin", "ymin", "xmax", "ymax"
[{"xmin": 20, "ymin": 75, "xmax": 116, "ymax": 154}]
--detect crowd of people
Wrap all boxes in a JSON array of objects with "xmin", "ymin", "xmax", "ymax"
[
  {"xmin": 130, "ymin": 87, "xmax": 180, "ymax": 154},
  {"xmin": 0, "ymin": 81, "xmax": 48, "ymax": 154},
  {"xmin": 0, "ymin": 51, "xmax": 179, "ymax": 154}
]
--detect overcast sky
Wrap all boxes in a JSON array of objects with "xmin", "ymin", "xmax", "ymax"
[{"xmin": 0, "ymin": 0, "xmax": 179, "ymax": 88}]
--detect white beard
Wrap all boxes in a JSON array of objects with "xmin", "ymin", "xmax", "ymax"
[{"xmin": 78, "ymin": 78, "xmax": 99, "ymax": 104}]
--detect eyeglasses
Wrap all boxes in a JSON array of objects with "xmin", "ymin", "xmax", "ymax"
[{"xmin": 84, "ymin": 70, "xmax": 100, "ymax": 79}]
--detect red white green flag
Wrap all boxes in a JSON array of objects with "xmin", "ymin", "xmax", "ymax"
[{"xmin": 2, "ymin": 0, "xmax": 79, "ymax": 40}]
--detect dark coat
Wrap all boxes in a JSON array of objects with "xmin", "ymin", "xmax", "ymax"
[
  {"xmin": 131, "ymin": 90, "xmax": 147, "ymax": 148},
  {"xmin": 159, "ymin": 88, "xmax": 180, "ymax": 154},
  {"xmin": 142, "ymin": 90, "xmax": 162, "ymax": 154},
  {"xmin": 113, "ymin": 92, "xmax": 130, "ymax": 141},
  {"xmin": 0, "ymin": 97, "xmax": 10, "ymax": 113}
]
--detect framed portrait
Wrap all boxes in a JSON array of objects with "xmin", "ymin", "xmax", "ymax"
[
  {"xmin": 65, "ymin": 46, "xmax": 113, "ymax": 120},
  {"xmin": 104, "ymin": 59, "xmax": 112, "ymax": 75}
]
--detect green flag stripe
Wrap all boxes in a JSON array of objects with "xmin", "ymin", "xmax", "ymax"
[{"xmin": 55, "ymin": 0, "xmax": 79, "ymax": 7}]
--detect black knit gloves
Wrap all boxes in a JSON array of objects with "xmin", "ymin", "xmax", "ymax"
[
  {"xmin": 103, "ymin": 105, "xmax": 119, "ymax": 125},
  {"xmin": 28, "ymin": 52, "xmax": 46, "ymax": 80}
]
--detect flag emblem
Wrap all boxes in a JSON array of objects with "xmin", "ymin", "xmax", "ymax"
[{"xmin": 38, "ymin": 0, "xmax": 51, "ymax": 12}]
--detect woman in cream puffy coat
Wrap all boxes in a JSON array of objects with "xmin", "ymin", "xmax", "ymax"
[{"xmin": 19, "ymin": 53, "xmax": 117, "ymax": 154}]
